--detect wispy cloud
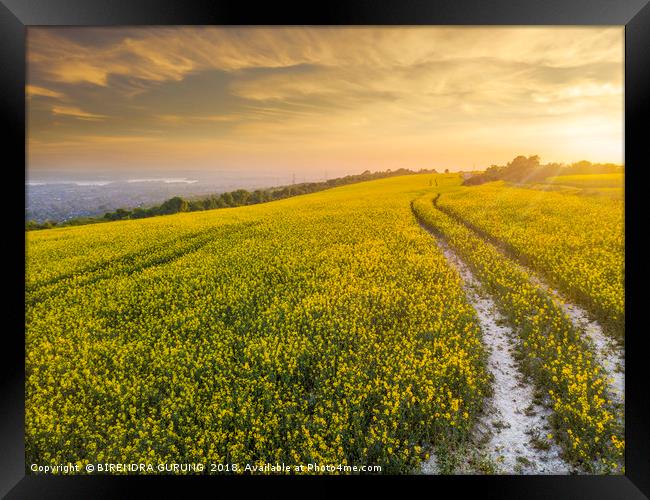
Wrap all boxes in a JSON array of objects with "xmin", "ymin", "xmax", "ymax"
[
  {"xmin": 51, "ymin": 105, "xmax": 108, "ymax": 121},
  {"xmin": 27, "ymin": 27, "xmax": 624, "ymax": 172},
  {"xmin": 26, "ymin": 85, "xmax": 64, "ymax": 99},
  {"xmin": 156, "ymin": 113, "xmax": 240, "ymax": 124}
]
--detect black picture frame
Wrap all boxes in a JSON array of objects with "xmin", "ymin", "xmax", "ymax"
[{"xmin": 2, "ymin": 1, "xmax": 649, "ymax": 498}]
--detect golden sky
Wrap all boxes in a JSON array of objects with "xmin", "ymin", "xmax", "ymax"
[{"xmin": 27, "ymin": 27, "xmax": 623, "ymax": 175}]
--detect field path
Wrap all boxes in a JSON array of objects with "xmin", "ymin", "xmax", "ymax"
[
  {"xmin": 528, "ymin": 274, "xmax": 625, "ymax": 409},
  {"xmin": 433, "ymin": 198, "xmax": 625, "ymax": 410},
  {"xmin": 418, "ymin": 221, "xmax": 571, "ymax": 474}
]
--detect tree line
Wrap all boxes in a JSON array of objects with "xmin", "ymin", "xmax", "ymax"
[
  {"xmin": 26, "ymin": 168, "xmax": 438, "ymax": 230},
  {"xmin": 463, "ymin": 156, "xmax": 623, "ymax": 186}
]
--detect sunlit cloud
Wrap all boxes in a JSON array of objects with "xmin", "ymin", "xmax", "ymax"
[
  {"xmin": 27, "ymin": 27, "xmax": 624, "ymax": 174},
  {"xmin": 156, "ymin": 113, "xmax": 240, "ymax": 124},
  {"xmin": 26, "ymin": 85, "xmax": 64, "ymax": 99},
  {"xmin": 51, "ymin": 105, "xmax": 108, "ymax": 121}
]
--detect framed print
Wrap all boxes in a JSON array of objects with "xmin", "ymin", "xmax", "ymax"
[{"xmin": 2, "ymin": 0, "xmax": 649, "ymax": 498}]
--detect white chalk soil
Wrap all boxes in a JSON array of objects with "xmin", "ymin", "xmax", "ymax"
[
  {"xmin": 433, "ymin": 201, "xmax": 624, "ymax": 409},
  {"xmin": 418, "ymin": 227, "xmax": 572, "ymax": 474},
  {"xmin": 528, "ymin": 274, "xmax": 625, "ymax": 409}
]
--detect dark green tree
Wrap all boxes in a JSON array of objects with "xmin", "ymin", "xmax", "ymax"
[{"xmin": 159, "ymin": 196, "xmax": 189, "ymax": 214}]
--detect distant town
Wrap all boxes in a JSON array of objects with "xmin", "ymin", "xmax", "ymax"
[{"xmin": 26, "ymin": 171, "xmax": 301, "ymax": 223}]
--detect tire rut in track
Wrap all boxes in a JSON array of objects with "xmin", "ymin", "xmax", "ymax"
[
  {"xmin": 528, "ymin": 274, "xmax": 624, "ymax": 410},
  {"xmin": 417, "ymin": 220, "xmax": 572, "ymax": 474},
  {"xmin": 433, "ymin": 197, "xmax": 624, "ymax": 412}
]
